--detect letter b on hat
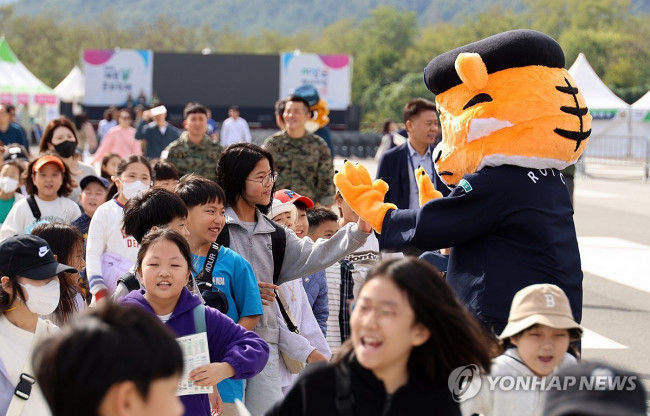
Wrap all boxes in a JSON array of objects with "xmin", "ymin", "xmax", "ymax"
[{"xmin": 545, "ymin": 293, "xmax": 556, "ymax": 308}]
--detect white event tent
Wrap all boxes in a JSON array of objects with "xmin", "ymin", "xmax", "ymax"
[
  {"xmin": 54, "ymin": 65, "xmax": 85, "ymax": 115},
  {"xmin": 0, "ymin": 36, "xmax": 59, "ymax": 123},
  {"xmin": 54, "ymin": 65, "xmax": 85, "ymax": 103},
  {"xmin": 568, "ymin": 53, "xmax": 630, "ymax": 137},
  {"xmin": 568, "ymin": 53, "xmax": 641, "ymax": 158},
  {"xmin": 631, "ymin": 90, "xmax": 650, "ymax": 138}
]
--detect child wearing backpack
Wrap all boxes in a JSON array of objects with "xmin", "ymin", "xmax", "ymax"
[
  {"xmin": 461, "ymin": 283, "xmax": 582, "ymax": 416},
  {"xmin": 0, "ymin": 154, "xmax": 81, "ymax": 240},
  {"xmin": 176, "ymin": 174, "xmax": 263, "ymax": 416},
  {"xmin": 120, "ymin": 229, "xmax": 269, "ymax": 416},
  {"xmin": 112, "ymin": 187, "xmax": 191, "ymax": 301},
  {"xmin": 86, "ymin": 155, "xmax": 151, "ymax": 302},
  {"xmin": 265, "ymin": 198, "xmax": 331, "ymax": 395},
  {"xmin": 215, "ymin": 143, "xmax": 371, "ymax": 416}
]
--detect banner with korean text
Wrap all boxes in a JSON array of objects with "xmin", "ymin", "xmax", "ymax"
[
  {"xmin": 83, "ymin": 49, "xmax": 153, "ymax": 106},
  {"xmin": 279, "ymin": 53, "xmax": 352, "ymax": 110}
]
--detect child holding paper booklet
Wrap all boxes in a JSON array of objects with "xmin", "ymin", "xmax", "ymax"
[{"xmin": 120, "ymin": 229, "xmax": 269, "ymax": 416}]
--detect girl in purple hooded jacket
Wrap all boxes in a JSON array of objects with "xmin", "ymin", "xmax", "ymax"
[{"xmin": 121, "ymin": 229, "xmax": 269, "ymax": 416}]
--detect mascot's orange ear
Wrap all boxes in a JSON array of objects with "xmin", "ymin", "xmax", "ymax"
[{"xmin": 455, "ymin": 53, "xmax": 488, "ymax": 92}]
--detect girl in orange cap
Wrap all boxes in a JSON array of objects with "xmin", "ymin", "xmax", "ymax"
[{"xmin": 0, "ymin": 154, "xmax": 81, "ymax": 240}]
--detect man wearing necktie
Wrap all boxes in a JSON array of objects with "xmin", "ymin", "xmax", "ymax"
[{"xmin": 376, "ymin": 98, "xmax": 450, "ymax": 210}]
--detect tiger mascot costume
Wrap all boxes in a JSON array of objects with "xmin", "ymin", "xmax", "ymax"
[{"xmin": 335, "ymin": 29, "xmax": 590, "ymax": 334}]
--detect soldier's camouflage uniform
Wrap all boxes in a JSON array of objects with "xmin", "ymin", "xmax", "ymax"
[
  {"xmin": 263, "ymin": 131, "xmax": 335, "ymax": 206},
  {"xmin": 162, "ymin": 132, "xmax": 223, "ymax": 181}
]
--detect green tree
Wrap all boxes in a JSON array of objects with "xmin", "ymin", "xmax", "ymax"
[{"xmin": 362, "ymin": 72, "xmax": 434, "ymax": 128}]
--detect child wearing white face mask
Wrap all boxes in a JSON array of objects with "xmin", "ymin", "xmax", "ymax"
[
  {"xmin": 0, "ymin": 234, "xmax": 77, "ymax": 416},
  {"xmin": 86, "ymin": 155, "xmax": 152, "ymax": 304},
  {"xmin": 0, "ymin": 160, "xmax": 25, "ymax": 226}
]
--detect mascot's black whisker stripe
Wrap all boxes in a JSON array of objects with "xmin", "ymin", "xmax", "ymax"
[
  {"xmin": 555, "ymin": 85, "xmax": 579, "ymax": 94},
  {"xmin": 559, "ymin": 106, "xmax": 589, "ymax": 117},
  {"xmin": 556, "ymin": 77, "xmax": 589, "ymax": 151},
  {"xmin": 335, "ymin": 30, "xmax": 588, "ymax": 347},
  {"xmin": 554, "ymin": 128, "xmax": 592, "ymax": 151}
]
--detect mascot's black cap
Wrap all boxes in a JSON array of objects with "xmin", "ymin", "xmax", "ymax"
[{"xmin": 424, "ymin": 29, "xmax": 565, "ymax": 95}]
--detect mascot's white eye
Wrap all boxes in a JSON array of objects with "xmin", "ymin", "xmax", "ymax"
[{"xmin": 463, "ymin": 93, "xmax": 493, "ymax": 110}]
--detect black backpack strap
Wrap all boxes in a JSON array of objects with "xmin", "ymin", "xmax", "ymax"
[
  {"xmin": 196, "ymin": 242, "xmax": 220, "ymax": 286},
  {"xmin": 117, "ymin": 267, "xmax": 140, "ymax": 293},
  {"xmin": 218, "ymin": 217, "xmax": 286, "ymax": 283},
  {"xmin": 263, "ymin": 217, "xmax": 286, "ymax": 284},
  {"xmin": 275, "ymin": 289, "xmax": 299, "ymax": 333},
  {"xmin": 216, "ymin": 223, "xmax": 230, "ymax": 247},
  {"xmin": 334, "ymin": 363, "xmax": 355, "ymax": 416},
  {"xmin": 26, "ymin": 195, "xmax": 41, "ymax": 221}
]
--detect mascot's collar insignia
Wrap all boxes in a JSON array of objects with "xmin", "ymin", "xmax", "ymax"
[{"xmin": 423, "ymin": 29, "xmax": 591, "ymax": 186}]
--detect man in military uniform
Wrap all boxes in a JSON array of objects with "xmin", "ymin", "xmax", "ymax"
[
  {"xmin": 263, "ymin": 95, "xmax": 335, "ymax": 206},
  {"xmin": 162, "ymin": 102, "xmax": 222, "ymax": 181}
]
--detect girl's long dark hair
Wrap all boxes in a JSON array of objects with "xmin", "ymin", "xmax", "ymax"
[
  {"xmin": 381, "ymin": 119, "xmax": 393, "ymax": 135},
  {"xmin": 335, "ymin": 257, "xmax": 494, "ymax": 382},
  {"xmin": 0, "ymin": 275, "xmax": 25, "ymax": 312},
  {"xmin": 31, "ymin": 222, "xmax": 85, "ymax": 325},
  {"xmin": 216, "ymin": 142, "xmax": 275, "ymax": 215}
]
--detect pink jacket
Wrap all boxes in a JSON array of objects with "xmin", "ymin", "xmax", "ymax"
[{"xmin": 92, "ymin": 126, "xmax": 141, "ymax": 162}]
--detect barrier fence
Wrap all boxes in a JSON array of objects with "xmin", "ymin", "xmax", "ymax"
[{"xmin": 579, "ymin": 135, "xmax": 650, "ymax": 182}]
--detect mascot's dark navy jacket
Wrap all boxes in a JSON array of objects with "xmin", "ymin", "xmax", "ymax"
[{"xmin": 379, "ymin": 165, "xmax": 582, "ymax": 333}]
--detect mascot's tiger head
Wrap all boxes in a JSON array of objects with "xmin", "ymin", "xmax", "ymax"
[
  {"xmin": 293, "ymin": 84, "xmax": 330, "ymax": 133},
  {"xmin": 424, "ymin": 29, "xmax": 591, "ymax": 186}
]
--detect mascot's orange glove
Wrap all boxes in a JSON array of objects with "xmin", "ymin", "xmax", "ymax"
[
  {"xmin": 334, "ymin": 162, "xmax": 397, "ymax": 234},
  {"xmin": 415, "ymin": 167, "xmax": 443, "ymax": 207}
]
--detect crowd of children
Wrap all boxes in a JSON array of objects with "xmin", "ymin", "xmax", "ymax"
[{"xmin": 0, "ymin": 107, "xmax": 646, "ymax": 416}]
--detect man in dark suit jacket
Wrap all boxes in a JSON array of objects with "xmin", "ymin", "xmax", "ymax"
[{"xmin": 376, "ymin": 98, "xmax": 449, "ymax": 209}]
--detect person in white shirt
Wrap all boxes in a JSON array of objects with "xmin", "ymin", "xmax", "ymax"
[
  {"xmin": 0, "ymin": 155, "xmax": 81, "ymax": 240},
  {"xmin": 86, "ymin": 155, "xmax": 151, "ymax": 302},
  {"xmin": 265, "ymin": 199, "xmax": 331, "ymax": 394},
  {"xmin": 220, "ymin": 105, "xmax": 252, "ymax": 146},
  {"xmin": 0, "ymin": 234, "xmax": 77, "ymax": 416}
]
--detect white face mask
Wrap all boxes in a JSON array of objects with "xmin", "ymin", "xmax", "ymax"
[
  {"xmin": 0, "ymin": 177, "xmax": 19, "ymax": 194},
  {"xmin": 20, "ymin": 279, "xmax": 60, "ymax": 316},
  {"xmin": 121, "ymin": 180, "xmax": 150, "ymax": 200}
]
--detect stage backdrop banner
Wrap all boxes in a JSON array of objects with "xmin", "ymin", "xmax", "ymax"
[
  {"xmin": 279, "ymin": 53, "xmax": 351, "ymax": 110},
  {"xmin": 83, "ymin": 49, "xmax": 153, "ymax": 106}
]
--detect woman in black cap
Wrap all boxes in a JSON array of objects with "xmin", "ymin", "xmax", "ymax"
[{"xmin": 0, "ymin": 234, "xmax": 77, "ymax": 416}]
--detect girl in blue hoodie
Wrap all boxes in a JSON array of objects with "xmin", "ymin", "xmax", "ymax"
[{"xmin": 120, "ymin": 229, "xmax": 269, "ymax": 416}]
